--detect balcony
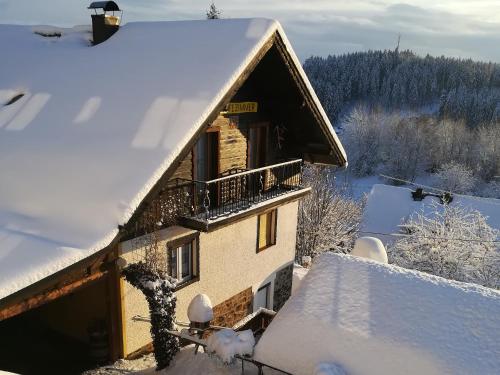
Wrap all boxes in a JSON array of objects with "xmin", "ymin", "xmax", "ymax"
[{"xmin": 145, "ymin": 159, "xmax": 309, "ymax": 232}]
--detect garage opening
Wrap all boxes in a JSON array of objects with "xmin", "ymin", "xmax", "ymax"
[{"xmin": 0, "ymin": 277, "xmax": 110, "ymax": 375}]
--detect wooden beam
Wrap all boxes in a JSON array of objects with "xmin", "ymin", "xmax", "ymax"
[{"xmin": 0, "ymin": 271, "xmax": 105, "ymax": 321}]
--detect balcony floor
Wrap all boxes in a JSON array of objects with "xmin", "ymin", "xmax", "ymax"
[{"xmin": 180, "ymin": 186, "xmax": 311, "ymax": 232}]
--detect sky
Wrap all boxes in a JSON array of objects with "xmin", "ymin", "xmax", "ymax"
[{"xmin": 1, "ymin": 0, "xmax": 500, "ymax": 62}]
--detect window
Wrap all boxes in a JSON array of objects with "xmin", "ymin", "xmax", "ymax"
[
  {"xmin": 255, "ymin": 283, "xmax": 271, "ymax": 310},
  {"xmin": 167, "ymin": 235, "xmax": 199, "ymax": 285},
  {"xmin": 257, "ymin": 209, "xmax": 277, "ymax": 252}
]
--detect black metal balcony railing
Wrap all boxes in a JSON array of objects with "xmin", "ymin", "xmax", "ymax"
[
  {"xmin": 188, "ymin": 158, "xmax": 303, "ymax": 221},
  {"xmin": 134, "ymin": 159, "xmax": 304, "ymax": 234}
]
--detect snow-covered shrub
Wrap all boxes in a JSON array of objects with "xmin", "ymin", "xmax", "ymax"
[
  {"xmin": 388, "ymin": 202, "xmax": 500, "ymax": 289},
  {"xmin": 433, "ymin": 162, "xmax": 477, "ymax": 193},
  {"xmin": 296, "ymin": 165, "xmax": 363, "ymax": 261},
  {"xmin": 122, "ymin": 263, "xmax": 179, "ymax": 370}
]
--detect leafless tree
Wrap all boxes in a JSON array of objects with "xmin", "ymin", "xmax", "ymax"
[{"xmin": 296, "ymin": 164, "xmax": 364, "ymax": 262}]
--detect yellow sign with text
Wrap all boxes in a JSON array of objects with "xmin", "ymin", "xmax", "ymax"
[{"xmin": 226, "ymin": 102, "xmax": 258, "ymax": 114}]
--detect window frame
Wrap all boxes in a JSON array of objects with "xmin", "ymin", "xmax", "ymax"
[
  {"xmin": 255, "ymin": 282, "xmax": 272, "ymax": 310},
  {"xmin": 256, "ymin": 209, "xmax": 278, "ymax": 253},
  {"xmin": 166, "ymin": 232, "xmax": 200, "ymax": 290}
]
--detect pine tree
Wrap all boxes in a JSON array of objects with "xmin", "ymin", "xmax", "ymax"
[{"xmin": 206, "ymin": 2, "xmax": 222, "ymax": 19}]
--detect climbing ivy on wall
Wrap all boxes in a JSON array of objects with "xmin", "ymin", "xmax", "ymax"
[{"xmin": 122, "ymin": 262, "xmax": 179, "ymax": 370}]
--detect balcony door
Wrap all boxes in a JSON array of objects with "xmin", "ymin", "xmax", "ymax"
[
  {"xmin": 194, "ymin": 131, "xmax": 219, "ymax": 181},
  {"xmin": 247, "ymin": 123, "xmax": 268, "ymax": 169}
]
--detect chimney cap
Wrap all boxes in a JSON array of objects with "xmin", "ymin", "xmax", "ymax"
[{"xmin": 88, "ymin": 1, "xmax": 120, "ymax": 12}]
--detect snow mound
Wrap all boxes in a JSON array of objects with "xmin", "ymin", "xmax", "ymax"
[
  {"xmin": 254, "ymin": 253, "xmax": 500, "ymax": 375},
  {"xmin": 187, "ymin": 294, "xmax": 214, "ymax": 323},
  {"xmin": 207, "ymin": 328, "xmax": 255, "ymax": 364},
  {"xmin": 351, "ymin": 237, "xmax": 387, "ymax": 263}
]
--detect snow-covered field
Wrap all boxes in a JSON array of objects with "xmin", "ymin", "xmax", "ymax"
[{"xmin": 254, "ymin": 253, "xmax": 500, "ymax": 375}]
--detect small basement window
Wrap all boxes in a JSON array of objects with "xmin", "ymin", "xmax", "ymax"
[
  {"xmin": 167, "ymin": 233, "xmax": 199, "ymax": 287},
  {"xmin": 257, "ymin": 209, "xmax": 277, "ymax": 252}
]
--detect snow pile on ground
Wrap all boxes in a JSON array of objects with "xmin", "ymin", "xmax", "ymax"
[
  {"xmin": 207, "ymin": 329, "xmax": 255, "ymax": 364},
  {"xmin": 292, "ymin": 263, "xmax": 308, "ymax": 295},
  {"xmin": 351, "ymin": 237, "xmax": 387, "ymax": 263},
  {"xmin": 360, "ymin": 184, "xmax": 500, "ymax": 244},
  {"xmin": 187, "ymin": 294, "xmax": 213, "ymax": 323},
  {"xmin": 254, "ymin": 252, "xmax": 500, "ymax": 375},
  {"xmin": 86, "ymin": 345, "xmax": 284, "ymax": 375}
]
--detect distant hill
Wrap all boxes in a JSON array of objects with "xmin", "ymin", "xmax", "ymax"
[{"xmin": 304, "ymin": 50, "xmax": 500, "ymax": 127}]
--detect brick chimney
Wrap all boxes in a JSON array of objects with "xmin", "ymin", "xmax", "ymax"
[{"xmin": 88, "ymin": 1, "xmax": 122, "ymax": 45}]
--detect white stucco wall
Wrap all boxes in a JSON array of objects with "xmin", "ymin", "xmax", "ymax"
[{"xmin": 119, "ymin": 200, "xmax": 298, "ymax": 355}]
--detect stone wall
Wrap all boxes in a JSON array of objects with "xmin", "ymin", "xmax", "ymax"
[
  {"xmin": 273, "ymin": 263, "xmax": 293, "ymax": 311},
  {"xmin": 212, "ymin": 287, "xmax": 253, "ymax": 327}
]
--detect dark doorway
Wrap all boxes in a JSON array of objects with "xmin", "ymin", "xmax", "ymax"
[
  {"xmin": 247, "ymin": 123, "xmax": 268, "ymax": 169},
  {"xmin": 194, "ymin": 131, "xmax": 219, "ymax": 181},
  {"xmin": 0, "ymin": 278, "xmax": 110, "ymax": 375}
]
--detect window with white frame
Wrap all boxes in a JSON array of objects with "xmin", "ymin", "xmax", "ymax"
[{"xmin": 167, "ymin": 234, "xmax": 198, "ymax": 285}]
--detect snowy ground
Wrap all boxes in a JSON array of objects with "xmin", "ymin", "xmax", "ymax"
[{"xmin": 84, "ymin": 345, "xmax": 282, "ymax": 375}]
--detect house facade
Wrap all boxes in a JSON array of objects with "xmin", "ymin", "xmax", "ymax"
[{"xmin": 0, "ymin": 16, "xmax": 346, "ymax": 373}]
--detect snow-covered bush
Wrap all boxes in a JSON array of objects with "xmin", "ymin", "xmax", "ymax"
[
  {"xmin": 388, "ymin": 202, "xmax": 500, "ymax": 289},
  {"xmin": 296, "ymin": 165, "xmax": 363, "ymax": 261},
  {"xmin": 122, "ymin": 262, "xmax": 179, "ymax": 370},
  {"xmin": 433, "ymin": 162, "xmax": 477, "ymax": 193}
]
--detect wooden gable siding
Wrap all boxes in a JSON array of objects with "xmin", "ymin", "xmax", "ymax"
[
  {"xmin": 167, "ymin": 115, "xmax": 249, "ymax": 182},
  {"xmin": 214, "ymin": 116, "xmax": 248, "ymax": 174}
]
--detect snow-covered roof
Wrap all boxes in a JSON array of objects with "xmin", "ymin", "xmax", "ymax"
[
  {"xmin": 0, "ymin": 19, "xmax": 345, "ymax": 300},
  {"xmin": 254, "ymin": 253, "xmax": 500, "ymax": 375},
  {"xmin": 360, "ymin": 184, "xmax": 500, "ymax": 244}
]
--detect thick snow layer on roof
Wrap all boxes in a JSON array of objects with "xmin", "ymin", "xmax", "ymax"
[
  {"xmin": 360, "ymin": 184, "xmax": 500, "ymax": 244},
  {"xmin": 254, "ymin": 253, "xmax": 500, "ymax": 375},
  {"xmin": 0, "ymin": 18, "xmax": 345, "ymax": 300}
]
